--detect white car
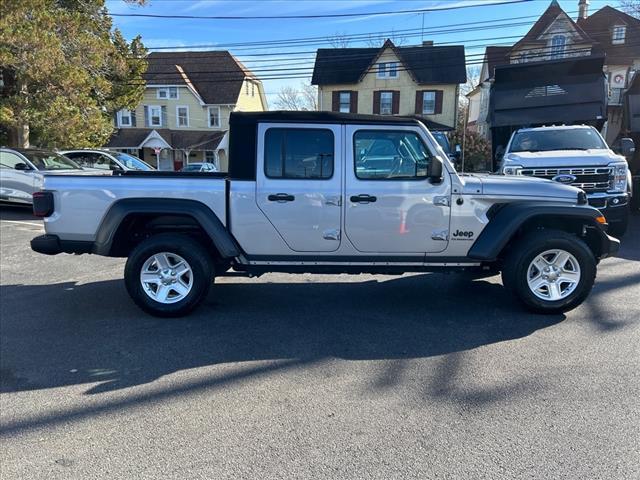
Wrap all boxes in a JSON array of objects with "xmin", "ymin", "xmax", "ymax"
[
  {"xmin": 180, "ymin": 162, "xmax": 218, "ymax": 173},
  {"xmin": 0, "ymin": 148, "xmax": 88, "ymax": 205},
  {"xmin": 61, "ymin": 149, "xmax": 155, "ymax": 172}
]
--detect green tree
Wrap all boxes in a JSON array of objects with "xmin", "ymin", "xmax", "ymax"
[{"xmin": 0, "ymin": 0, "xmax": 147, "ymax": 148}]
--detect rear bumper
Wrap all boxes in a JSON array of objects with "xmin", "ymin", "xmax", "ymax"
[{"xmin": 31, "ymin": 234, "xmax": 93, "ymax": 255}]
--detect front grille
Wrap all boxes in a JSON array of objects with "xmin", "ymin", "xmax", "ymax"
[{"xmin": 520, "ymin": 167, "xmax": 612, "ymax": 192}]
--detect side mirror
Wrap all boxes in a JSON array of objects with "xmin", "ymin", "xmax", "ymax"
[
  {"xmin": 14, "ymin": 162, "xmax": 31, "ymax": 171},
  {"xmin": 620, "ymin": 138, "xmax": 635, "ymax": 158},
  {"xmin": 428, "ymin": 156, "xmax": 444, "ymax": 183}
]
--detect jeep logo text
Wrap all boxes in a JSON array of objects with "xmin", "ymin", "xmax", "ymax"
[{"xmin": 452, "ymin": 229, "xmax": 474, "ymax": 239}]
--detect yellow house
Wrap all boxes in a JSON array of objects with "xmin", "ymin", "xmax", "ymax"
[
  {"xmin": 107, "ymin": 51, "xmax": 267, "ymax": 171},
  {"xmin": 311, "ymin": 39, "xmax": 466, "ymax": 131}
]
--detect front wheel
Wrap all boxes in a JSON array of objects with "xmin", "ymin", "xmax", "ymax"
[
  {"xmin": 125, "ymin": 234, "xmax": 213, "ymax": 317},
  {"xmin": 502, "ymin": 230, "xmax": 596, "ymax": 314}
]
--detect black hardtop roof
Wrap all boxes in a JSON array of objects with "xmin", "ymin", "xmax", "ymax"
[{"xmin": 230, "ymin": 111, "xmax": 424, "ymax": 127}]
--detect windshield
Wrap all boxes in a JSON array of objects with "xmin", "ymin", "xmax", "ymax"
[
  {"xmin": 22, "ymin": 151, "xmax": 81, "ymax": 170},
  {"xmin": 112, "ymin": 152, "xmax": 154, "ymax": 171},
  {"xmin": 182, "ymin": 164, "xmax": 203, "ymax": 172},
  {"xmin": 431, "ymin": 132, "xmax": 451, "ymax": 154},
  {"xmin": 509, "ymin": 128, "xmax": 607, "ymax": 153}
]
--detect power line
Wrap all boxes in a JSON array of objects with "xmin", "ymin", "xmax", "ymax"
[
  {"xmin": 110, "ymin": 0, "xmax": 530, "ymax": 21},
  {"xmin": 117, "ymin": 41, "xmax": 620, "ymax": 86}
]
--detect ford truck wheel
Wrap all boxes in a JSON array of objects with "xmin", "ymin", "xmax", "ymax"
[
  {"xmin": 125, "ymin": 234, "xmax": 213, "ymax": 317},
  {"xmin": 502, "ymin": 230, "xmax": 596, "ymax": 314}
]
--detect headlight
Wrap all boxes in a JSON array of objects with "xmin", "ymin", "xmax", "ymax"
[
  {"xmin": 609, "ymin": 163, "xmax": 628, "ymax": 192},
  {"xmin": 503, "ymin": 165, "xmax": 523, "ymax": 175}
]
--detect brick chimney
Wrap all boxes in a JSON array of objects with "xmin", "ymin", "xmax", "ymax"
[{"xmin": 578, "ymin": 0, "xmax": 589, "ymax": 20}]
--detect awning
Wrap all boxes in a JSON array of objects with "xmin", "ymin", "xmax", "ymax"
[{"xmin": 490, "ymin": 56, "xmax": 608, "ymax": 128}]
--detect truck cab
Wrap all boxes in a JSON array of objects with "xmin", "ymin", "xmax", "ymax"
[{"xmin": 499, "ymin": 125, "xmax": 633, "ymax": 236}]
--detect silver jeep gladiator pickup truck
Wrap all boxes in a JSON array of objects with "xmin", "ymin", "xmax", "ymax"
[{"xmin": 30, "ymin": 112, "xmax": 619, "ymax": 317}]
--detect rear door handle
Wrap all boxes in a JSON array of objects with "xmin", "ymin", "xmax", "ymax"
[
  {"xmin": 350, "ymin": 194, "xmax": 377, "ymax": 204},
  {"xmin": 268, "ymin": 193, "xmax": 295, "ymax": 202}
]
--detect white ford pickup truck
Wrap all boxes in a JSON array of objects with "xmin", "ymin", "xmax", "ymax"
[
  {"xmin": 499, "ymin": 125, "xmax": 634, "ymax": 236},
  {"xmin": 30, "ymin": 112, "xmax": 618, "ymax": 317}
]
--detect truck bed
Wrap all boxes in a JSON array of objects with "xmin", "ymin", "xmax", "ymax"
[{"xmin": 41, "ymin": 173, "xmax": 227, "ymax": 241}]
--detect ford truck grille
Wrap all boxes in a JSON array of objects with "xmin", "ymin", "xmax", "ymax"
[{"xmin": 520, "ymin": 167, "xmax": 612, "ymax": 193}]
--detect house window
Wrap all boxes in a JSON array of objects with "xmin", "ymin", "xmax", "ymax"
[
  {"xmin": 377, "ymin": 62, "xmax": 398, "ymax": 79},
  {"xmin": 205, "ymin": 150, "xmax": 216, "ymax": 164},
  {"xmin": 149, "ymin": 106, "xmax": 162, "ymax": 127},
  {"xmin": 176, "ymin": 106, "xmax": 189, "ymax": 127},
  {"xmin": 157, "ymin": 87, "xmax": 178, "ymax": 99},
  {"xmin": 246, "ymin": 81, "xmax": 250, "ymax": 96},
  {"xmin": 251, "ymin": 82, "xmax": 255, "ymax": 97},
  {"xmin": 117, "ymin": 109, "xmax": 132, "ymax": 127},
  {"xmin": 208, "ymin": 106, "xmax": 220, "ymax": 128},
  {"xmin": 422, "ymin": 91, "xmax": 436, "ymax": 115},
  {"xmin": 612, "ymin": 25, "xmax": 626, "ymax": 44},
  {"xmin": 339, "ymin": 92, "xmax": 351, "ymax": 113},
  {"xmin": 264, "ymin": 128, "xmax": 334, "ymax": 179},
  {"xmin": 380, "ymin": 92, "xmax": 393, "ymax": 115},
  {"xmin": 551, "ymin": 35, "xmax": 566, "ymax": 59}
]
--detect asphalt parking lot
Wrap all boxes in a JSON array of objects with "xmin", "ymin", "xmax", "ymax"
[{"xmin": 0, "ymin": 205, "xmax": 639, "ymax": 480}]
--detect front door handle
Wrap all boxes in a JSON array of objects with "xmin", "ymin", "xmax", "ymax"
[
  {"xmin": 350, "ymin": 194, "xmax": 377, "ymax": 204},
  {"xmin": 268, "ymin": 193, "xmax": 295, "ymax": 202}
]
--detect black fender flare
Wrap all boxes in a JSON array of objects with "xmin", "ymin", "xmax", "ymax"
[
  {"xmin": 467, "ymin": 202, "xmax": 615, "ymax": 261},
  {"xmin": 93, "ymin": 198, "xmax": 241, "ymax": 258}
]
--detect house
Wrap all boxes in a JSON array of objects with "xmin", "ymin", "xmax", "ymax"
[
  {"xmin": 107, "ymin": 51, "xmax": 267, "ymax": 171},
  {"xmin": 577, "ymin": 4, "xmax": 640, "ymax": 142},
  {"xmin": 311, "ymin": 39, "xmax": 467, "ymax": 130},
  {"xmin": 467, "ymin": 0, "xmax": 639, "ymax": 146}
]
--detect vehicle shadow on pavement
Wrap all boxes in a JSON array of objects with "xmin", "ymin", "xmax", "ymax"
[
  {"xmin": 0, "ymin": 273, "xmax": 563, "ymax": 398},
  {"xmin": 0, "ymin": 204, "xmax": 38, "ymax": 221}
]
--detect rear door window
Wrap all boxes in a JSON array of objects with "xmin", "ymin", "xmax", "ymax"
[{"xmin": 264, "ymin": 128, "xmax": 334, "ymax": 179}]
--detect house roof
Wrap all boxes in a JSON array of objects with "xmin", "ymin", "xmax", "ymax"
[
  {"xmin": 512, "ymin": 0, "xmax": 591, "ymax": 50},
  {"xmin": 482, "ymin": 46, "xmax": 512, "ymax": 81},
  {"xmin": 144, "ymin": 51, "xmax": 257, "ymax": 105},
  {"xmin": 578, "ymin": 6, "xmax": 640, "ymax": 65},
  {"xmin": 311, "ymin": 40, "xmax": 466, "ymax": 85},
  {"xmin": 106, "ymin": 129, "xmax": 227, "ymax": 150}
]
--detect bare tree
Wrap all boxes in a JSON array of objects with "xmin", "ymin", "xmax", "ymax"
[
  {"xmin": 274, "ymin": 83, "xmax": 317, "ymax": 111},
  {"xmin": 328, "ymin": 32, "xmax": 351, "ymax": 48},
  {"xmin": 620, "ymin": 0, "xmax": 640, "ymax": 18}
]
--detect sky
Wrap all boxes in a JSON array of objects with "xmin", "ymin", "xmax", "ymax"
[{"xmin": 106, "ymin": 0, "xmax": 617, "ymax": 105}]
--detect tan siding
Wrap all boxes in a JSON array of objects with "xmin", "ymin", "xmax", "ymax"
[
  {"xmin": 318, "ymin": 49, "xmax": 459, "ymax": 128},
  {"xmin": 235, "ymin": 79, "xmax": 267, "ymax": 111}
]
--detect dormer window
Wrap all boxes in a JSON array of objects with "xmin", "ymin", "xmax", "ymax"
[
  {"xmin": 157, "ymin": 87, "xmax": 178, "ymax": 99},
  {"xmin": 377, "ymin": 62, "xmax": 398, "ymax": 79},
  {"xmin": 612, "ymin": 25, "xmax": 626, "ymax": 44},
  {"xmin": 550, "ymin": 35, "xmax": 566, "ymax": 59}
]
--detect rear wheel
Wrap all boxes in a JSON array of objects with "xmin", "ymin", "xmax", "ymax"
[
  {"xmin": 125, "ymin": 233, "xmax": 213, "ymax": 317},
  {"xmin": 502, "ymin": 230, "xmax": 596, "ymax": 314}
]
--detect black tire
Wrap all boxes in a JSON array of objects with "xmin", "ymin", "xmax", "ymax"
[
  {"xmin": 502, "ymin": 229, "xmax": 596, "ymax": 314},
  {"xmin": 124, "ymin": 233, "xmax": 213, "ymax": 317}
]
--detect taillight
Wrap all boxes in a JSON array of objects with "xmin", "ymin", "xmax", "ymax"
[{"xmin": 32, "ymin": 191, "xmax": 54, "ymax": 217}]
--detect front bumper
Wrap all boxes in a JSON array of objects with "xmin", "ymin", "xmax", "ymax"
[
  {"xmin": 587, "ymin": 193, "xmax": 628, "ymax": 224},
  {"xmin": 31, "ymin": 234, "xmax": 93, "ymax": 255}
]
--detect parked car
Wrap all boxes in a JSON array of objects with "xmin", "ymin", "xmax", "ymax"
[
  {"xmin": 61, "ymin": 149, "xmax": 155, "ymax": 172},
  {"xmin": 0, "ymin": 147, "xmax": 90, "ymax": 205},
  {"xmin": 180, "ymin": 162, "xmax": 218, "ymax": 173},
  {"xmin": 31, "ymin": 112, "xmax": 618, "ymax": 317},
  {"xmin": 431, "ymin": 131, "xmax": 461, "ymax": 166},
  {"xmin": 499, "ymin": 125, "xmax": 633, "ymax": 237}
]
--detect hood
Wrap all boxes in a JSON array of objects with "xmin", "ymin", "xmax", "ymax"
[
  {"xmin": 503, "ymin": 149, "xmax": 623, "ymax": 168},
  {"xmin": 462, "ymin": 173, "xmax": 581, "ymax": 201}
]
